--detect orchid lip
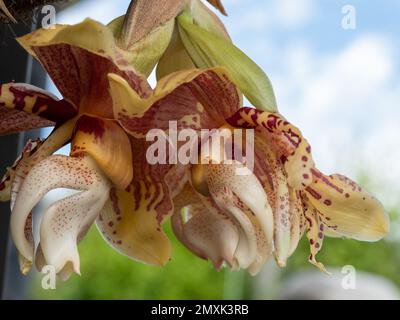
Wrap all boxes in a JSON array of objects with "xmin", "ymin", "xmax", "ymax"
[{"xmin": 10, "ymin": 154, "xmax": 110, "ymax": 274}]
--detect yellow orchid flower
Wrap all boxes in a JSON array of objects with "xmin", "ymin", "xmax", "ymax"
[
  {"xmin": 0, "ymin": 0, "xmax": 390, "ymax": 281},
  {"xmin": 0, "ymin": 18, "xmax": 247, "ymax": 279},
  {"xmin": 109, "ymin": 70, "xmax": 389, "ymax": 275}
]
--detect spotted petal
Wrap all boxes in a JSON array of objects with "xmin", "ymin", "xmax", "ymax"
[
  {"xmin": 228, "ymin": 107, "xmax": 315, "ymax": 190},
  {"xmin": 109, "ymin": 67, "xmax": 241, "ymax": 137},
  {"xmin": 0, "ymin": 83, "xmax": 76, "ymax": 135},
  {"xmin": 11, "ymin": 155, "xmax": 110, "ymax": 274},
  {"xmin": 205, "ymin": 162, "xmax": 274, "ymax": 275},
  {"xmin": 71, "ymin": 115, "xmax": 133, "ymax": 189},
  {"xmin": 302, "ymin": 196, "xmax": 328, "ymax": 273},
  {"xmin": 17, "ymin": 19, "xmax": 151, "ymax": 118},
  {"xmin": 0, "ymin": 139, "xmax": 43, "ymax": 202},
  {"xmin": 172, "ymin": 183, "xmax": 239, "ymax": 270},
  {"xmin": 253, "ymin": 134, "xmax": 291, "ymax": 266},
  {"xmin": 96, "ymin": 138, "xmax": 185, "ymax": 266},
  {"xmin": 305, "ymin": 169, "xmax": 389, "ymax": 242}
]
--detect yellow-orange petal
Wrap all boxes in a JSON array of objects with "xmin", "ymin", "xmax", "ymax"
[
  {"xmin": 97, "ymin": 186, "xmax": 171, "ymax": 266},
  {"xmin": 302, "ymin": 197, "xmax": 329, "ymax": 273},
  {"xmin": 305, "ymin": 169, "xmax": 389, "ymax": 242},
  {"xmin": 71, "ymin": 115, "xmax": 133, "ymax": 189},
  {"xmin": 96, "ymin": 137, "xmax": 183, "ymax": 266},
  {"xmin": 288, "ymin": 188, "xmax": 305, "ymax": 257}
]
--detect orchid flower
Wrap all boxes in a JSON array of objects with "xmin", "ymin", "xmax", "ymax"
[
  {"xmin": 99, "ymin": 1, "xmax": 388, "ymax": 275},
  {"xmin": 0, "ymin": 0, "xmax": 389, "ymax": 280},
  {"xmin": 0, "ymin": 16, "xmax": 245, "ymax": 279},
  {"xmin": 108, "ymin": 73, "xmax": 389, "ymax": 275}
]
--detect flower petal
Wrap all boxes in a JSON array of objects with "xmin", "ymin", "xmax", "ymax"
[
  {"xmin": 108, "ymin": 13, "xmax": 177, "ymax": 77},
  {"xmin": 71, "ymin": 115, "xmax": 133, "ymax": 189},
  {"xmin": 3, "ymin": 121, "xmax": 75, "ymax": 275},
  {"xmin": 117, "ymin": 0, "xmax": 184, "ymax": 47},
  {"xmin": 11, "ymin": 154, "xmax": 110, "ymax": 273},
  {"xmin": 192, "ymin": 0, "xmax": 229, "ymax": 38},
  {"xmin": 156, "ymin": 0, "xmax": 230, "ymax": 80},
  {"xmin": 253, "ymin": 134, "xmax": 291, "ymax": 266},
  {"xmin": 17, "ymin": 19, "xmax": 151, "ymax": 116},
  {"xmin": 302, "ymin": 197, "xmax": 328, "ymax": 273},
  {"xmin": 0, "ymin": 83, "xmax": 77, "ymax": 135},
  {"xmin": 96, "ymin": 138, "xmax": 182, "ymax": 266},
  {"xmin": 205, "ymin": 162, "xmax": 274, "ymax": 275},
  {"xmin": 172, "ymin": 183, "xmax": 239, "ymax": 270},
  {"xmin": 109, "ymin": 67, "xmax": 241, "ymax": 137},
  {"xmin": 40, "ymin": 157, "xmax": 110, "ymax": 274},
  {"xmin": 0, "ymin": 139, "xmax": 43, "ymax": 202},
  {"xmin": 97, "ymin": 187, "xmax": 171, "ymax": 266},
  {"xmin": 177, "ymin": 12, "xmax": 277, "ymax": 112},
  {"xmin": 305, "ymin": 169, "xmax": 389, "ymax": 241},
  {"xmin": 288, "ymin": 188, "xmax": 306, "ymax": 257},
  {"xmin": 9, "ymin": 119, "xmax": 77, "ymax": 209},
  {"xmin": 115, "ymin": 0, "xmax": 184, "ymax": 76},
  {"xmin": 227, "ymin": 107, "xmax": 315, "ymax": 190},
  {"xmin": 156, "ymin": 27, "xmax": 196, "ymax": 80}
]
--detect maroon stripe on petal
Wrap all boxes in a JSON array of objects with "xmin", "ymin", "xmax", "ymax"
[
  {"xmin": 33, "ymin": 45, "xmax": 150, "ymax": 118},
  {"xmin": 0, "ymin": 106, "xmax": 54, "ymax": 136}
]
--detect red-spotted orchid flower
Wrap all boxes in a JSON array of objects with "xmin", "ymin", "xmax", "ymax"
[
  {"xmin": 0, "ymin": 0, "xmax": 389, "ymax": 280},
  {"xmin": 0, "ymin": 14, "xmax": 246, "ymax": 280},
  {"xmin": 108, "ymin": 70, "xmax": 389, "ymax": 275}
]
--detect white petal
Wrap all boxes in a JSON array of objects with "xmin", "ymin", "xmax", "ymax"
[
  {"xmin": 11, "ymin": 154, "xmax": 110, "ymax": 273},
  {"xmin": 206, "ymin": 162, "xmax": 275, "ymax": 275}
]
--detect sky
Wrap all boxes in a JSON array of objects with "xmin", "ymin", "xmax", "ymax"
[{"xmin": 44, "ymin": 0, "xmax": 400, "ymax": 215}]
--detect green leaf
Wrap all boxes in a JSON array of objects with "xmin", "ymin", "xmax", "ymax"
[{"xmin": 177, "ymin": 11, "xmax": 277, "ymax": 112}]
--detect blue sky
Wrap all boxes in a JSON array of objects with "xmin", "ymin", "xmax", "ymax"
[{"xmin": 46, "ymin": 0, "xmax": 400, "ymax": 217}]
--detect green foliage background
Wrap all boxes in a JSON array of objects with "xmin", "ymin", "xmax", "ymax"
[{"xmin": 31, "ymin": 209, "xmax": 399, "ymax": 300}]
